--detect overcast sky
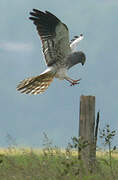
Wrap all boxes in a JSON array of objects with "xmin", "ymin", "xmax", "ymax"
[{"xmin": 0, "ymin": 0, "xmax": 118, "ymax": 148}]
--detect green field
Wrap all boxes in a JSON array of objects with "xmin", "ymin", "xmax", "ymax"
[{"xmin": 0, "ymin": 148, "xmax": 118, "ymax": 180}]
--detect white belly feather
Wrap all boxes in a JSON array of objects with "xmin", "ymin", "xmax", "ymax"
[{"xmin": 55, "ymin": 68, "xmax": 67, "ymax": 80}]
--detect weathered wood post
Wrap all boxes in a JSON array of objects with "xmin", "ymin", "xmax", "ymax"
[{"xmin": 79, "ymin": 95, "xmax": 99, "ymax": 172}]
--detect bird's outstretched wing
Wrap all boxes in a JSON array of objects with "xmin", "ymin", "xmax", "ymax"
[
  {"xmin": 29, "ymin": 9, "xmax": 71, "ymax": 66},
  {"xmin": 70, "ymin": 34, "xmax": 84, "ymax": 52}
]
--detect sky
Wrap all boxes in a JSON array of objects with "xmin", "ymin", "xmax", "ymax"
[{"xmin": 0, "ymin": 0, "xmax": 118, "ymax": 148}]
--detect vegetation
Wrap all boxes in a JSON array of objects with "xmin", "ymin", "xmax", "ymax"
[
  {"xmin": 0, "ymin": 147, "xmax": 118, "ymax": 180},
  {"xmin": 0, "ymin": 125, "xmax": 117, "ymax": 180},
  {"xmin": 99, "ymin": 124, "xmax": 117, "ymax": 179}
]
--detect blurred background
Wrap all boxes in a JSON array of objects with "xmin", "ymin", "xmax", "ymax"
[{"xmin": 0, "ymin": 0, "xmax": 118, "ymax": 147}]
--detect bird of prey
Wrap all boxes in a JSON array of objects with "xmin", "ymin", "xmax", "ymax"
[{"xmin": 17, "ymin": 9, "xmax": 86, "ymax": 95}]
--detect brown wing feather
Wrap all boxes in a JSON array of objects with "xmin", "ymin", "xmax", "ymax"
[{"xmin": 29, "ymin": 9, "xmax": 71, "ymax": 66}]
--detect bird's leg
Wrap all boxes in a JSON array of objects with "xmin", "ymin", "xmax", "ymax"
[
  {"xmin": 70, "ymin": 78, "xmax": 81, "ymax": 86},
  {"xmin": 64, "ymin": 76, "xmax": 81, "ymax": 86}
]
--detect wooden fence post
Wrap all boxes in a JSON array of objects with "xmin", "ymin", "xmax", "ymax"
[{"xmin": 79, "ymin": 95, "xmax": 98, "ymax": 172}]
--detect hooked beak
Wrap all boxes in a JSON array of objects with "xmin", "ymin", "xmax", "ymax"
[{"xmin": 81, "ymin": 62, "xmax": 85, "ymax": 66}]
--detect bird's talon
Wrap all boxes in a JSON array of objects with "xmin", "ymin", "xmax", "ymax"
[{"xmin": 70, "ymin": 82, "xmax": 80, "ymax": 86}]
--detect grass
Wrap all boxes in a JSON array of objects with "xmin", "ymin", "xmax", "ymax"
[{"xmin": 0, "ymin": 147, "xmax": 118, "ymax": 180}]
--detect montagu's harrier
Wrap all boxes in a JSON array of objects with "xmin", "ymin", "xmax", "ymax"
[{"xmin": 17, "ymin": 9, "xmax": 86, "ymax": 94}]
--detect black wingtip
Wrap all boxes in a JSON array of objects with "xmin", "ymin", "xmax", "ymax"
[
  {"xmin": 80, "ymin": 34, "xmax": 83, "ymax": 37},
  {"xmin": 29, "ymin": 17, "xmax": 34, "ymax": 21},
  {"xmin": 33, "ymin": 8, "xmax": 37, "ymax": 11}
]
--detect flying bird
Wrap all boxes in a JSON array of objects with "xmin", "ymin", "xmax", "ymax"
[{"xmin": 17, "ymin": 9, "xmax": 86, "ymax": 95}]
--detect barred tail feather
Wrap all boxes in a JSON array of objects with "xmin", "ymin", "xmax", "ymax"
[{"xmin": 17, "ymin": 71, "xmax": 55, "ymax": 94}]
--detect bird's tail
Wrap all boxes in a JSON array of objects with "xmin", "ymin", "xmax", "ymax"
[{"xmin": 17, "ymin": 70, "xmax": 55, "ymax": 95}]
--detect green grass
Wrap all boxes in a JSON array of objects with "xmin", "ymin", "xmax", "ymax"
[{"xmin": 0, "ymin": 148, "xmax": 118, "ymax": 180}]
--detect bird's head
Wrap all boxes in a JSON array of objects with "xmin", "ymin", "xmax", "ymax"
[
  {"xmin": 79, "ymin": 51, "xmax": 86, "ymax": 66},
  {"xmin": 66, "ymin": 51, "xmax": 86, "ymax": 69}
]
